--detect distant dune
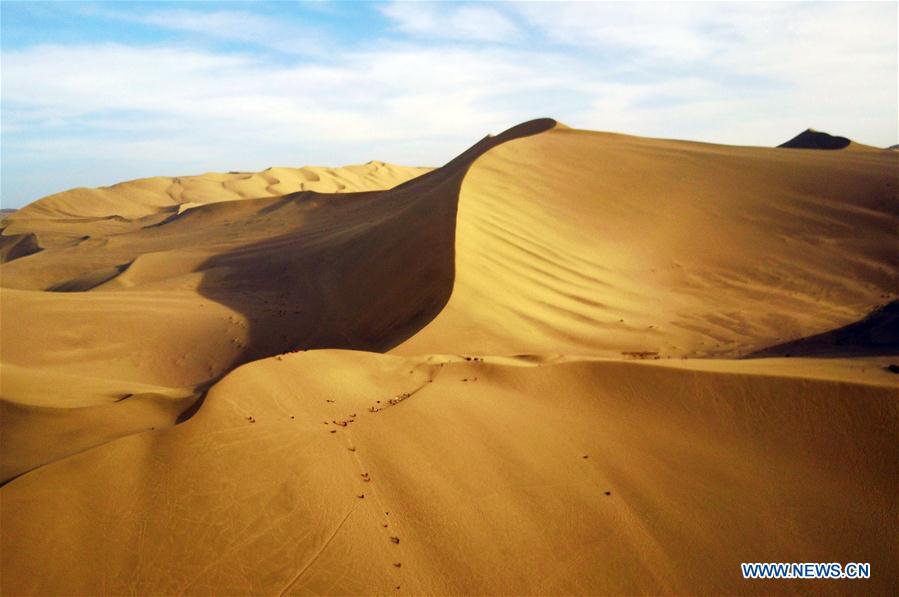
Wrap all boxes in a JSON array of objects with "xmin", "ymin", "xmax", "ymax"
[
  {"xmin": 1, "ymin": 119, "xmax": 896, "ymax": 595},
  {"xmin": 2, "ymin": 161, "xmax": 431, "ymax": 250},
  {"xmin": 778, "ymin": 128, "xmax": 852, "ymax": 149}
]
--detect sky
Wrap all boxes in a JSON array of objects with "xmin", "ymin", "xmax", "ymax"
[{"xmin": 1, "ymin": 1, "xmax": 897, "ymax": 208}]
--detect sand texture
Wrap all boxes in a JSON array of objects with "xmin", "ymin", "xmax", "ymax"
[{"xmin": 1, "ymin": 119, "xmax": 897, "ymax": 595}]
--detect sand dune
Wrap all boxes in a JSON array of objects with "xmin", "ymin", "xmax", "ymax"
[
  {"xmin": 8, "ymin": 162, "xmax": 431, "ymax": 222},
  {"xmin": 2, "ymin": 161, "xmax": 431, "ymax": 251},
  {"xmin": 778, "ymin": 129, "xmax": 852, "ymax": 150},
  {"xmin": 2, "ymin": 351, "xmax": 896, "ymax": 594},
  {"xmin": 396, "ymin": 126, "xmax": 897, "ymax": 357},
  {"xmin": 1, "ymin": 119, "xmax": 897, "ymax": 595}
]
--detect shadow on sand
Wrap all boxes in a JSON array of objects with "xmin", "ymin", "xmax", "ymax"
[{"xmin": 180, "ymin": 119, "xmax": 556, "ymax": 418}]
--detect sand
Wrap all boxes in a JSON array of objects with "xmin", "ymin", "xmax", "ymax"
[{"xmin": 1, "ymin": 119, "xmax": 897, "ymax": 595}]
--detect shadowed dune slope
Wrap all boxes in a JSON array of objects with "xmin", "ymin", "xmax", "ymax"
[
  {"xmin": 0, "ymin": 232, "xmax": 41, "ymax": 263},
  {"xmin": 396, "ymin": 126, "xmax": 898, "ymax": 357},
  {"xmin": 1, "ymin": 351, "xmax": 896, "ymax": 595},
  {"xmin": 192, "ymin": 119, "xmax": 559, "ymax": 361},
  {"xmin": 748, "ymin": 300, "xmax": 899, "ymax": 357}
]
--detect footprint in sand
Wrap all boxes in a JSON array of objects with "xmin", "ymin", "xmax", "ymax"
[{"xmin": 389, "ymin": 536, "xmax": 400, "ymax": 544}]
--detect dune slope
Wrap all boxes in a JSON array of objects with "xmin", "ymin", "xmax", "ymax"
[
  {"xmin": 396, "ymin": 126, "xmax": 898, "ymax": 357},
  {"xmin": 1, "ymin": 351, "xmax": 896, "ymax": 595}
]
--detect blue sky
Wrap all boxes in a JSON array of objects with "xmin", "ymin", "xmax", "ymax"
[{"xmin": 2, "ymin": 1, "xmax": 896, "ymax": 208}]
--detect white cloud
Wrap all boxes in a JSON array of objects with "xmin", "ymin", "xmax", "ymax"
[
  {"xmin": 1, "ymin": 42, "xmax": 567, "ymax": 144},
  {"xmin": 380, "ymin": 1, "xmax": 521, "ymax": 43},
  {"xmin": 517, "ymin": 2, "xmax": 717, "ymax": 62},
  {"xmin": 515, "ymin": 2, "xmax": 897, "ymax": 146},
  {"xmin": 99, "ymin": 7, "xmax": 328, "ymax": 55}
]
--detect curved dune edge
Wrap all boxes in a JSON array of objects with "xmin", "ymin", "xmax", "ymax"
[{"xmin": 1, "ymin": 350, "xmax": 896, "ymax": 595}]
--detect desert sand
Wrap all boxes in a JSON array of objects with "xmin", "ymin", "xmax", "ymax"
[{"xmin": 1, "ymin": 119, "xmax": 897, "ymax": 595}]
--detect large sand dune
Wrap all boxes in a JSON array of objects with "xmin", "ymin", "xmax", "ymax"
[
  {"xmin": 1, "ymin": 119, "xmax": 897, "ymax": 595},
  {"xmin": 397, "ymin": 126, "xmax": 897, "ymax": 357}
]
